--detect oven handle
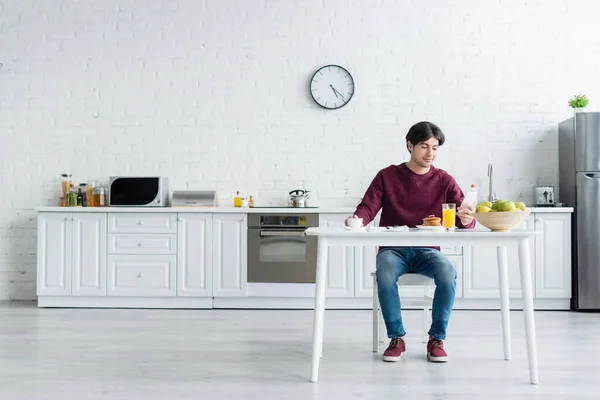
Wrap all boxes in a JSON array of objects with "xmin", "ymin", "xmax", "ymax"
[{"xmin": 259, "ymin": 231, "xmax": 306, "ymax": 237}]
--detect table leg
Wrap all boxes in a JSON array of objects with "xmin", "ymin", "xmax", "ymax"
[
  {"xmin": 497, "ymin": 245, "xmax": 511, "ymax": 360},
  {"xmin": 310, "ymin": 237, "xmax": 328, "ymax": 383},
  {"xmin": 518, "ymin": 237, "xmax": 539, "ymax": 384}
]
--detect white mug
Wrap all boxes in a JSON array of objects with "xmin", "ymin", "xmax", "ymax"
[{"xmin": 347, "ymin": 217, "xmax": 363, "ymax": 229}]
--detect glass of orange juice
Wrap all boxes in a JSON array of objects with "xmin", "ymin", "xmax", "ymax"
[{"xmin": 442, "ymin": 203, "xmax": 456, "ymax": 230}]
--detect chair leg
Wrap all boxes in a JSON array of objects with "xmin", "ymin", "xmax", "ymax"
[
  {"xmin": 372, "ymin": 273, "xmax": 379, "ymax": 353},
  {"xmin": 423, "ymin": 286, "xmax": 433, "ymax": 343},
  {"xmin": 423, "ymin": 306, "xmax": 429, "ymax": 343},
  {"xmin": 379, "ymin": 308, "xmax": 385, "ymax": 344}
]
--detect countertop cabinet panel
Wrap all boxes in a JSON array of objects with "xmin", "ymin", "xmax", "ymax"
[
  {"xmin": 535, "ymin": 213, "xmax": 572, "ymax": 298},
  {"xmin": 177, "ymin": 214, "xmax": 213, "ymax": 297},
  {"xmin": 72, "ymin": 213, "xmax": 107, "ymax": 296},
  {"xmin": 37, "ymin": 213, "xmax": 72, "ymax": 296},
  {"xmin": 107, "ymin": 255, "xmax": 176, "ymax": 297},
  {"xmin": 213, "ymin": 214, "xmax": 248, "ymax": 297},
  {"xmin": 37, "ymin": 212, "xmax": 107, "ymax": 297},
  {"xmin": 108, "ymin": 213, "xmax": 177, "ymax": 234},
  {"xmin": 319, "ymin": 214, "xmax": 355, "ymax": 297}
]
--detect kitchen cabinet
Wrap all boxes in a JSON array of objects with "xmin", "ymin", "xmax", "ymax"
[
  {"xmin": 37, "ymin": 212, "xmax": 106, "ymax": 296},
  {"xmin": 534, "ymin": 213, "xmax": 571, "ymax": 298},
  {"xmin": 319, "ymin": 214, "xmax": 355, "ymax": 297},
  {"xmin": 463, "ymin": 215, "xmax": 535, "ymax": 298},
  {"xmin": 213, "ymin": 213, "xmax": 248, "ymax": 297},
  {"xmin": 177, "ymin": 214, "xmax": 213, "ymax": 297},
  {"xmin": 107, "ymin": 254, "xmax": 176, "ymax": 297},
  {"xmin": 35, "ymin": 208, "xmax": 573, "ymax": 310}
]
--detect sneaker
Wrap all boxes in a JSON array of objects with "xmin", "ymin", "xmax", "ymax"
[
  {"xmin": 427, "ymin": 338, "xmax": 448, "ymax": 362},
  {"xmin": 382, "ymin": 337, "xmax": 406, "ymax": 362}
]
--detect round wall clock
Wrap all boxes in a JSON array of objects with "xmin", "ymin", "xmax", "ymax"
[{"xmin": 309, "ymin": 65, "xmax": 354, "ymax": 110}]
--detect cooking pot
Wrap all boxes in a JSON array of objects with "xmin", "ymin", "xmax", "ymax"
[{"xmin": 289, "ymin": 189, "xmax": 310, "ymax": 208}]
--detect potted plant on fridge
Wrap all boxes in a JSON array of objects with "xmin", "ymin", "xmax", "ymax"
[{"xmin": 569, "ymin": 94, "xmax": 589, "ymax": 113}]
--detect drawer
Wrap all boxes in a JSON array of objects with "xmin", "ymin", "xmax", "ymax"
[
  {"xmin": 440, "ymin": 245, "xmax": 462, "ymax": 255},
  {"xmin": 108, "ymin": 234, "xmax": 177, "ymax": 255},
  {"xmin": 108, "ymin": 213, "xmax": 177, "ymax": 234},
  {"xmin": 107, "ymin": 255, "xmax": 176, "ymax": 297}
]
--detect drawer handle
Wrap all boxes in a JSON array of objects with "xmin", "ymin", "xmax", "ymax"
[
  {"xmin": 137, "ymin": 221, "xmax": 145, "ymax": 226},
  {"xmin": 137, "ymin": 242, "xmax": 143, "ymax": 246},
  {"xmin": 138, "ymin": 273, "xmax": 143, "ymax": 278}
]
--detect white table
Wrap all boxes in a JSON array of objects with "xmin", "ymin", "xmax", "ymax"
[{"xmin": 304, "ymin": 227, "xmax": 540, "ymax": 384}]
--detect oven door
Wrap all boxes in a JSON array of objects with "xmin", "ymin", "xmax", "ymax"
[{"xmin": 247, "ymin": 228, "xmax": 317, "ymax": 283}]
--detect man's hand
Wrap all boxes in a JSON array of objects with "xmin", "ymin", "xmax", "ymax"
[
  {"xmin": 344, "ymin": 214, "xmax": 362, "ymax": 227},
  {"xmin": 457, "ymin": 204, "xmax": 475, "ymax": 226}
]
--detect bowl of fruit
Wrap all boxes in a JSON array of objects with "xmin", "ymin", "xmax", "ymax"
[{"xmin": 474, "ymin": 200, "xmax": 530, "ymax": 232}]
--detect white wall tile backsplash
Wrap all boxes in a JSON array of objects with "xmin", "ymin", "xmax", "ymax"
[{"xmin": 1, "ymin": 0, "xmax": 600, "ymax": 299}]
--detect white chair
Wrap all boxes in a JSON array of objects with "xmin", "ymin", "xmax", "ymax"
[{"xmin": 371, "ymin": 272, "xmax": 435, "ymax": 352}]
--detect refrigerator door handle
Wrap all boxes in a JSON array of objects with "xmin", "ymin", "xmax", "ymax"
[{"xmin": 583, "ymin": 173, "xmax": 600, "ymax": 178}]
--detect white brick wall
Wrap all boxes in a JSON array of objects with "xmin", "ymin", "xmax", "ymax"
[{"xmin": 1, "ymin": 0, "xmax": 599, "ymax": 300}]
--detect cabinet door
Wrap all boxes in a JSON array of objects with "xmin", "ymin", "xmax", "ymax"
[
  {"xmin": 213, "ymin": 214, "xmax": 247, "ymax": 297},
  {"xmin": 37, "ymin": 213, "xmax": 72, "ymax": 295},
  {"xmin": 177, "ymin": 214, "xmax": 213, "ymax": 297},
  {"xmin": 107, "ymin": 255, "xmax": 176, "ymax": 297},
  {"xmin": 72, "ymin": 213, "xmax": 107, "ymax": 296},
  {"xmin": 463, "ymin": 214, "xmax": 534, "ymax": 298},
  {"xmin": 319, "ymin": 214, "xmax": 355, "ymax": 297},
  {"xmin": 535, "ymin": 213, "xmax": 572, "ymax": 298}
]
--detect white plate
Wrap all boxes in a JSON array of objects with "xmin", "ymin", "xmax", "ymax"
[
  {"xmin": 344, "ymin": 226, "xmax": 366, "ymax": 232},
  {"xmin": 416, "ymin": 225, "xmax": 445, "ymax": 231}
]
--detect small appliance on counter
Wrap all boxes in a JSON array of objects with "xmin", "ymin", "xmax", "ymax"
[
  {"xmin": 171, "ymin": 190, "xmax": 217, "ymax": 207},
  {"xmin": 288, "ymin": 189, "xmax": 310, "ymax": 207},
  {"xmin": 534, "ymin": 185, "xmax": 555, "ymax": 207},
  {"xmin": 109, "ymin": 176, "xmax": 169, "ymax": 207}
]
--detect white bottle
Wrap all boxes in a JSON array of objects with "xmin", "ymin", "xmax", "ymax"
[{"xmin": 462, "ymin": 184, "xmax": 477, "ymax": 208}]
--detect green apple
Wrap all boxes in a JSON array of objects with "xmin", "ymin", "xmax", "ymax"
[
  {"xmin": 498, "ymin": 201, "xmax": 516, "ymax": 212},
  {"xmin": 477, "ymin": 200, "xmax": 492, "ymax": 209},
  {"xmin": 514, "ymin": 201, "xmax": 527, "ymax": 211}
]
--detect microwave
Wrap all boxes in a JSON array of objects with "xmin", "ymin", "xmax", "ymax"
[{"xmin": 108, "ymin": 177, "xmax": 169, "ymax": 207}]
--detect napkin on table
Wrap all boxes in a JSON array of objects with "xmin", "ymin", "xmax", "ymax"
[{"xmin": 367, "ymin": 225, "xmax": 409, "ymax": 232}]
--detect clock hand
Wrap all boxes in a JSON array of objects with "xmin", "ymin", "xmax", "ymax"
[
  {"xmin": 332, "ymin": 87, "xmax": 345, "ymax": 100},
  {"xmin": 329, "ymin": 84, "xmax": 338, "ymax": 98}
]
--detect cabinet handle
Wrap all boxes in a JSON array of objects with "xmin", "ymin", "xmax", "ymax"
[
  {"xmin": 137, "ymin": 242, "xmax": 143, "ymax": 246},
  {"xmin": 138, "ymin": 273, "xmax": 143, "ymax": 278},
  {"xmin": 178, "ymin": 217, "xmax": 183, "ymax": 222},
  {"xmin": 137, "ymin": 221, "xmax": 144, "ymax": 225}
]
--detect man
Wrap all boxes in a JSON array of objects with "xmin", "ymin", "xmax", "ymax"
[{"xmin": 346, "ymin": 121, "xmax": 476, "ymax": 363}]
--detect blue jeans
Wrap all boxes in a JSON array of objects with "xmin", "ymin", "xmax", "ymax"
[{"xmin": 376, "ymin": 247, "xmax": 456, "ymax": 340}]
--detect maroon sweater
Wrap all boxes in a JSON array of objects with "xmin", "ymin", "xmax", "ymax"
[{"xmin": 354, "ymin": 163, "xmax": 476, "ymax": 230}]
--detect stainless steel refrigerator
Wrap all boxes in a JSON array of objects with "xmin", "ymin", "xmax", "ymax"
[{"xmin": 559, "ymin": 112, "xmax": 600, "ymax": 311}]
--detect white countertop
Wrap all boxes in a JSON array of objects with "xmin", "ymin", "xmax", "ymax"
[{"xmin": 35, "ymin": 206, "xmax": 574, "ymax": 213}]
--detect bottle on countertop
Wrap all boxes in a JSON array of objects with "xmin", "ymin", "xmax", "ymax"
[
  {"xmin": 248, "ymin": 196, "xmax": 254, "ymax": 208},
  {"xmin": 233, "ymin": 191, "xmax": 241, "ymax": 207},
  {"xmin": 461, "ymin": 184, "xmax": 477, "ymax": 208},
  {"xmin": 77, "ymin": 187, "xmax": 84, "ymax": 207}
]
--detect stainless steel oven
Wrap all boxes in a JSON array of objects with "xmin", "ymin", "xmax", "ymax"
[{"xmin": 247, "ymin": 213, "xmax": 319, "ymax": 284}]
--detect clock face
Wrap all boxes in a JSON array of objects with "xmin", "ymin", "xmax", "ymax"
[{"xmin": 310, "ymin": 65, "xmax": 354, "ymax": 110}]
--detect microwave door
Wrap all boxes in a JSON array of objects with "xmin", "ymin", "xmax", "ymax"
[{"xmin": 110, "ymin": 178, "xmax": 159, "ymax": 206}]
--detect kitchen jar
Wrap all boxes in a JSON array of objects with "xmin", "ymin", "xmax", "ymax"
[{"xmin": 61, "ymin": 174, "xmax": 72, "ymax": 198}]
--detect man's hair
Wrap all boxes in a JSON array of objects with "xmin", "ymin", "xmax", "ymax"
[{"xmin": 405, "ymin": 121, "xmax": 445, "ymax": 153}]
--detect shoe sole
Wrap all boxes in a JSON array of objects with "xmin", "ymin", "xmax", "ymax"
[
  {"xmin": 382, "ymin": 354, "xmax": 403, "ymax": 362},
  {"xmin": 427, "ymin": 354, "xmax": 448, "ymax": 362}
]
